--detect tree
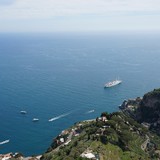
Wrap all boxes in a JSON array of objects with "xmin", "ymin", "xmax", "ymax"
[
  {"xmin": 101, "ymin": 112, "xmax": 110, "ymax": 119},
  {"xmin": 106, "ymin": 120, "xmax": 117, "ymax": 129},
  {"xmin": 120, "ymin": 130, "xmax": 133, "ymax": 146}
]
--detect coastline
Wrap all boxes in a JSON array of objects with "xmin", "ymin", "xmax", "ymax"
[{"xmin": 2, "ymin": 88, "xmax": 160, "ymax": 159}]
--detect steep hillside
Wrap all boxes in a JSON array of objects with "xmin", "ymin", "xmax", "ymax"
[
  {"xmin": 140, "ymin": 89, "xmax": 160, "ymax": 123},
  {"xmin": 120, "ymin": 88, "xmax": 160, "ymax": 135},
  {"xmin": 41, "ymin": 111, "xmax": 160, "ymax": 160}
]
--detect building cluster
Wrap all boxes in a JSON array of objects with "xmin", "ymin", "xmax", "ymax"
[
  {"xmin": 0, "ymin": 153, "xmax": 12, "ymax": 160},
  {"xmin": 51, "ymin": 123, "xmax": 84, "ymax": 149},
  {"xmin": 0, "ymin": 153, "xmax": 41, "ymax": 160},
  {"xmin": 80, "ymin": 149, "xmax": 100, "ymax": 160}
]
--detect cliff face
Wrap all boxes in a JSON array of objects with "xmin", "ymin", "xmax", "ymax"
[
  {"xmin": 120, "ymin": 88, "xmax": 160, "ymax": 137},
  {"xmin": 142, "ymin": 89, "xmax": 160, "ymax": 108},
  {"xmin": 140, "ymin": 89, "xmax": 160, "ymax": 123},
  {"xmin": 120, "ymin": 88, "xmax": 160, "ymax": 123},
  {"xmin": 142, "ymin": 96, "xmax": 160, "ymax": 108}
]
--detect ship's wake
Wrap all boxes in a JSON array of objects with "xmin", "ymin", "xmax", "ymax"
[
  {"xmin": 86, "ymin": 110, "xmax": 95, "ymax": 114},
  {"xmin": 0, "ymin": 139, "xmax": 10, "ymax": 145},
  {"xmin": 48, "ymin": 112, "xmax": 70, "ymax": 122}
]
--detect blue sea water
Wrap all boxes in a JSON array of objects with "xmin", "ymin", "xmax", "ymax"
[{"xmin": 0, "ymin": 32, "xmax": 160, "ymax": 156}]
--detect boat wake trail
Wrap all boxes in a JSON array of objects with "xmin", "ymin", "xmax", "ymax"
[
  {"xmin": 0, "ymin": 139, "xmax": 10, "ymax": 145},
  {"xmin": 86, "ymin": 110, "xmax": 95, "ymax": 114},
  {"xmin": 48, "ymin": 112, "xmax": 71, "ymax": 122}
]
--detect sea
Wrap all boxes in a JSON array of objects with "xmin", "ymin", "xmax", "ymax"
[{"xmin": 0, "ymin": 32, "xmax": 160, "ymax": 156}]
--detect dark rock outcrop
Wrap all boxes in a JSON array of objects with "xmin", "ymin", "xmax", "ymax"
[{"xmin": 120, "ymin": 88, "xmax": 160, "ymax": 134}]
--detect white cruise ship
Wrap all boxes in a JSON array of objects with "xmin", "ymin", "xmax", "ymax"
[{"xmin": 104, "ymin": 79, "xmax": 122, "ymax": 88}]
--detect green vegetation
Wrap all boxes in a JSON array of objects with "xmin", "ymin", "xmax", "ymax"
[{"xmin": 41, "ymin": 111, "xmax": 160, "ymax": 160}]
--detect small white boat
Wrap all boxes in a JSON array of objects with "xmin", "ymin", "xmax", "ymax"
[
  {"xmin": 32, "ymin": 118, "xmax": 39, "ymax": 122},
  {"xmin": 20, "ymin": 111, "xmax": 27, "ymax": 114},
  {"xmin": 104, "ymin": 79, "xmax": 122, "ymax": 88}
]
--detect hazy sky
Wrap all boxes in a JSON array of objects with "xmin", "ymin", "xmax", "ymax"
[{"xmin": 0, "ymin": 0, "xmax": 160, "ymax": 32}]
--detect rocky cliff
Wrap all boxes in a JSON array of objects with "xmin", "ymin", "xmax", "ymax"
[{"xmin": 120, "ymin": 88, "xmax": 160, "ymax": 135}]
